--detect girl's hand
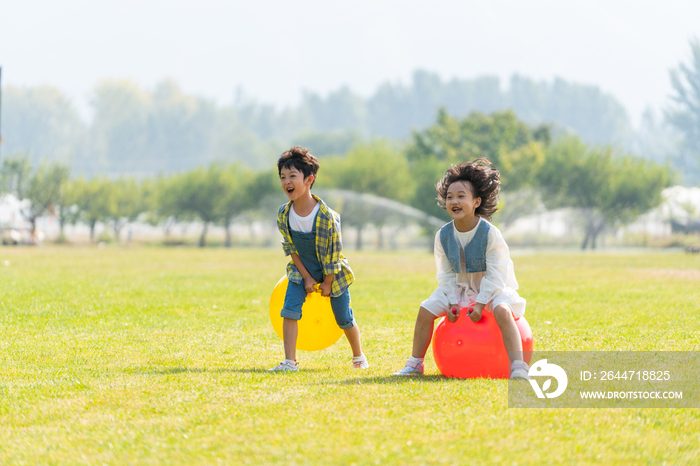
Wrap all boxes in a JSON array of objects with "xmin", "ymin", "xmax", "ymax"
[
  {"xmin": 469, "ymin": 303, "xmax": 484, "ymax": 322},
  {"xmin": 319, "ymin": 281, "xmax": 332, "ymax": 297},
  {"xmin": 304, "ymin": 277, "xmax": 318, "ymax": 294},
  {"xmin": 446, "ymin": 304, "xmax": 459, "ymax": 323}
]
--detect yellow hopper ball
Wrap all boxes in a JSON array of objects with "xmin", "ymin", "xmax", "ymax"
[{"xmin": 269, "ymin": 276, "xmax": 344, "ymax": 351}]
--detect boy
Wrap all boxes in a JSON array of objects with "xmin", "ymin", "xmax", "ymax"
[{"xmin": 269, "ymin": 146, "xmax": 369, "ymax": 372}]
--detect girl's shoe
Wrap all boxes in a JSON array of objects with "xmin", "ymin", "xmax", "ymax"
[
  {"xmin": 353, "ymin": 354, "xmax": 369, "ymax": 369},
  {"xmin": 268, "ymin": 360, "xmax": 299, "ymax": 372},
  {"xmin": 510, "ymin": 360, "xmax": 530, "ymax": 380},
  {"xmin": 392, "ymin": 360, "xmax": 424, "ymax": 376}
]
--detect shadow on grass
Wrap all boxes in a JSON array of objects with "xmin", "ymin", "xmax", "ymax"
[
  {"xmin": 336, "ymin": 375, "xmax": 450, "ymax": 385},
  {"xmin": 128, "ymin": 367, "xmax": 322, "ymax": 375}
]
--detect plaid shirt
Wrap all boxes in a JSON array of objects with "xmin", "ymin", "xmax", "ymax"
[{"xmin": 277, "ymin": 195, "xmax": 354, "ymax": 297}]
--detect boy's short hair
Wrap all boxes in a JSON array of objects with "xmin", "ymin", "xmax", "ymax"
[
  {"xmin": 277, "ymin": 146, "xmax": 320, "ymax": 187},
  {"xmin": 436, "ymin": 158, "xmax": 501, "ymax": 220}
]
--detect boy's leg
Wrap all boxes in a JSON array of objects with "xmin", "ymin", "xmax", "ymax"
[
  {"xmin": 412, "ymin": 307, "xmax": 439, "ymax": 359},
  {"xmin": 330, "ymin": 290, "xmax": 363, "ymax": 357},
  {"xmin": 343, "ymin": 325, "xmax": 363, "ymax": 358},
  {"xmin": 493, "ymin": 304, "xmax": 523, "ymax": 362},
  {"xmin": 282, "ymin": 318, "xmax": 298, "ymax": 362},
  {"xmin": 279, "ymin": 280, "xmax": 306, "ymax": 363}
]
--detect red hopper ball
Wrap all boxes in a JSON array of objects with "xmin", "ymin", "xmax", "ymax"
[{"xmin": 432, "ymin": 306, "xmax": 533, "ymax": 379}]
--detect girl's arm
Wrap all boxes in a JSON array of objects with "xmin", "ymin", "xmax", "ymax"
[
  {"xmin": 476, "ymin": 227, "xmax": 511, "ymax": 307},
  {"xmin": 291, "ymin": 253, "xmax": 318, "ymax": 294}
]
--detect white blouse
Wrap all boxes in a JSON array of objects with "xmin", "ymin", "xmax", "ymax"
[{"xmin": 434, "ymin": 217, "xmax": 520, "ymax": 306}]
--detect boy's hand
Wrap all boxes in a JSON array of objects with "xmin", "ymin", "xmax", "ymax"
[
  {"xmin": 469, "ymin": 303, "xmax": 484, "ymax": 322},
  {"xmin": 319, "ymin": 281, "xmax": 332, "ymax": 297},
  {"xmin": 303, "ymin": 277, "xmax": 318, "ymax": 294},
  {"xmin": 446, "ymin": 305, "xmax": 459, "ymax": 323}
]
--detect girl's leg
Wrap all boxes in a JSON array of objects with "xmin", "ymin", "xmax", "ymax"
[
  {"xmin": 412, "ymin": 307, "xmax": 439, "ymax": 359},
  {"xmin": 493, "ymin": 304, "xmax": 523, "ymax": 362},
  {"xmin": 344, "ymin": 324, "xmax": 363, "ymax": 357},
  {"xmin": 282, "ymin": 318, "xmax": 298, "ymax": 361}
]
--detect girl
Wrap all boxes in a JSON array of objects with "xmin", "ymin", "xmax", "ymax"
[{"xmin": 393, "ymin": 159, "xmax": 529, "ymax": 379}]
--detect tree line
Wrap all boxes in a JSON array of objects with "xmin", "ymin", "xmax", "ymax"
[
  {"xmin": 5, "ymin": 37, "xmax": 700, "ymax": 184},
  {"xmin": 0, "ymin": 158, "xmax": 278, "ymax": 248},
  {"xmin": 2, "ymin": 72, "xmax": 636, "ymax": 178},
  {"xmin": 1, "ymin": 109, "xmax": 672, "ymax": 250}
]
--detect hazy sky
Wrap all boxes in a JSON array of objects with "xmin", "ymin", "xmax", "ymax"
[{"xmin": 1, "ymin": 0, "xmax": 699, "ymax": 125}]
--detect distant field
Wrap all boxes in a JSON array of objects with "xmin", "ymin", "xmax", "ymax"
[{"xmin": 0, "ymin": 246, "xmax": 699, "ymax": 465}]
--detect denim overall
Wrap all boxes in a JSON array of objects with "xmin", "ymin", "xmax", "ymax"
[{"xmin": 280, "ymin": 219, "xmax": 356, "ymax": 330}]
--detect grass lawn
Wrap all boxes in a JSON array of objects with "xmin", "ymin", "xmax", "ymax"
[{"xmin": 0, "ymin": 246, "xmax": 699, "ymax": 465}]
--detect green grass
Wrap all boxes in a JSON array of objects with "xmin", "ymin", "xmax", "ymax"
[{"xmin": 0, "ymin": 246, "xmax": 699, "ymax": 465}]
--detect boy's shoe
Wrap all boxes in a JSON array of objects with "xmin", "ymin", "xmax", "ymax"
[
  {"xmin": 353, "ymin": 354, "xmax": 369, "ymax": 369},
  {"xmin": 392, "ymin": 360, "xmax": 424, "ymax": 376},
  {"xmin": 510, "ymin": 360, "xmax": 530, "ymax": 380},
  {"xmin": 268, "ymin": 360, "xmax": 299, "ymax": 372}
]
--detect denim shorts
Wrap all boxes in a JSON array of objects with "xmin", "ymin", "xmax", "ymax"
[{"xmin": 280, "ymin": 280, "xmax": 356, "ymax": 330}]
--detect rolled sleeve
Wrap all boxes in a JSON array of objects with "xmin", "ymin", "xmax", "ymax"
[
  {"xmin": 277, "ymin": 204, "xmax": 297, "ymax": 256},
  {"xmin": 323, "ymin": 215, "xmax": 343, "ymax": 275},
  {"xmin": 281, "ymin": 239, "xmax": 297, "ymax": 256}
]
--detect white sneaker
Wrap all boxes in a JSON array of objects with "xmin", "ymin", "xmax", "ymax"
[
  {"xmin": 392, "ymin": 360, "xmax": 424, "ymax": 376},
  {"xmin": 510, "ymin": 360, "xmax": 530, "ymax": 380},
  {"xmin": 353, "ymin": 355, "xmax": 369, "ymax": 369},
  {"xmin": 268, "ymin": 360, "xmax": 299, "ymax": 372}
]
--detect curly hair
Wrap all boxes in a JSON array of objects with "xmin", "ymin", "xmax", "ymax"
[
  {"xmin": 277, "ymin": 146, "xmax": 320, "ymax": 187},
  {"xmin": 436, "ymin": 158, "xmax": 501, "ymax": 220}
]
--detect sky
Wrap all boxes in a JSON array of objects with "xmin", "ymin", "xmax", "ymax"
[{"xmin": 1, "ymin": 0, "xmax": 699, "ymax": 125}]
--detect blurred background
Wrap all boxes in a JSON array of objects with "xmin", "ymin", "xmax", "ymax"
[{"xmin": 1, "ymin": 0, "xmax": 699, "ymax": 250}]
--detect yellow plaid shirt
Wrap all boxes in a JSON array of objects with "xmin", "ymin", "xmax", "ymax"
[{"xmin": 277, "ymin": 195, "xmax": 354, "ymax": 297}]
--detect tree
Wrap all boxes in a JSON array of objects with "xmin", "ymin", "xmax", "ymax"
[
  {"xmin": 508, "ymin": 75, "xmax": 632, "ymax": 145},
  {"xmin": 405, "ymin": 109, "xmax": 550, "ymax": 220},
  {"xmin": 538, "ymin": 136, "xmax": 673, "ymax": 249},
  {"xmin": 0, "ymin": 155, "xmax": 31, "ymax": 198},
  {"xmin": 148, "ymin": 79, "xmax": 217, "ymax": 172},
  {"xmin": 217, "ymin": 164, "xmax": 254, "ymax": 247},
  {"xmin": 317, "ymin": 141, "xmax": 414, "ymax": 249},
  {"xmin": 319, "ymin": 141, "xmax": 413, "ymax": 201},
  {"xmin": 211, "ymin": 106, "xmax": 285, "ymax": 171},
  {"xmin": 89, "ymin": 79, "xmax": 152, "ymax": 174},
  {"xmin": 666, "ymin": 38, "xmax": 700, "ymax": 169},
  {"xmin": 55, "ymin": 178, "xmax": 82, "ymax": 241},
  {"xmin": 292, "ymin": 129, "xmax": 361, "ymax": 158},
  {"xmin": 302, "ymin": 86, "xmax": 366, "ymax": 133},
  {"xmin": 363, "ymin": 70, "xmax": 629, "ymax": 143},
  {"xmin": 105, "ymin": 178, "xmax": 147, "ymax": 243},
  {"xmin": 632, "ymin": 108, "xmax": 696, "ymax": 185},
  {"xmin": 72, "ymin": 177, "xmax": 114, "ymax": 242},
  {"xmin": 161, "ymin": 165, "xmax": 228, "ymax": 247},
  {"xmin": 151, "ymin": 174, "xmax": 187, "ymax": 240},
  {"xmin": 2, "ymin": 86, "xmax": 86, "ymax": 166},
  {"xmin": 1, "ymin": 154, "xmax": 70, "ymax": 241}
]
